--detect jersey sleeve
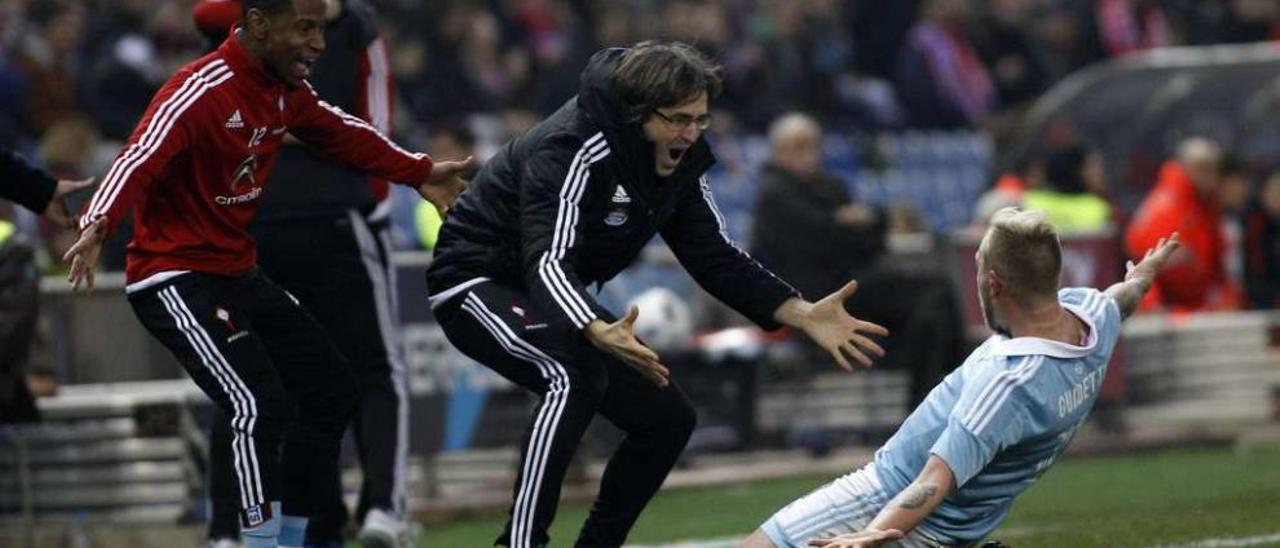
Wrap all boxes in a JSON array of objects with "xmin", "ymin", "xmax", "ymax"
[
  {"xmin": 0, "ymin": 147, "xmax": 57, "ymax": 215},
  {"xmin": 930, "ymin": 356, "xmax": 1043, "ymax": 486},
  {"xmin": 658, "ymin": 176, "xmax": 799, "ymax": 330},
  {"xmin": 519, "ymin": 137, "xmax": 611, "ymax": 330},
  {"xmin": 80, "ymin": 63, "xmax": 229, "ymax": 233},
  {"xmin": 286, "ymin": 82, "xmax": 431, "ymax": 186},
  {"xmin": 1061, "ymin": 287, "xmax": 1123, "ymax": 349}
]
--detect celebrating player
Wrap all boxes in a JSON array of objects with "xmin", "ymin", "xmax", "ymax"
[
  {"xmin": 190, "ymin": 0, "xmax": 416, "ymax": 545},
  {"xmin": 741, "ymin": 209, "xmax": 1181, "ymax": 548},
  {"xmin": 61, "ymin": 0, "xmax": 470, "ymax": 546}
]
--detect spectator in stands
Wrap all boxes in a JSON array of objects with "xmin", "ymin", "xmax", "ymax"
[
  {"xmin": 1022, "ymin": 142, "xmax": 1113, "ymax": 233},
  {"xmin": 750, "ymin": 112, "xmax": 964, "ymax": 409},
  {"xmin": 1125, "ymin": 137, "xmax": 1241, "ymax": 312},
  {"xmin": 1243, "ymin": 171, "xmax": 1280, "ymax": 309},
  {"xmin": 1184, "ymin": 0, "xmax": 1280, "ymax": 45},
  {"xmin": 894, "ymin": 0, "xmax": 995, "ymax": 129},
  {"xmin": 972, "ymin": 0, "xmax": 1049, "ymax": 110},
  {"xmin": 750, "ymin": 113, "xmax": 885, "ymax": 299},
  {"xmin": 1076, "ymin": 0, "xmax": 1172, "ymax": 69},
  {"xmin": 14, "ymin": 1, "xmax": 85, "ymax": 137},
  {"xmin": 847, "ymin": 0, "xmax": 921, "ymax": 80},
  {"xmin": 82, "ymin": 2, "xmax": 201, "ymax": 141},
  {"xmin": 973, "ymin": 155, "xmax": 1040, "ymax": 228}
]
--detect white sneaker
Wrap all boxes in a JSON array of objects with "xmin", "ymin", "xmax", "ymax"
[
  {"xmin": 357, "ymin": 508, "xmax": 409, "ymax": 548},
  {"xmin": 206, "ymin": 539, "xmax": 241, "ymax": 548}
]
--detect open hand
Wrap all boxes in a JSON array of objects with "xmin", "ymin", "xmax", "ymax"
[
  {"xmin": 584, "ymin": 306, "xmax": 670, "ymax": 387},
  {"xmin": 44, "ymin": 177, "xmax": 96, "ymax": 228},
  {"xmin": 1125, "ymin": 232, "xmax": 1180, "ymax": 283},
  {"xmin": 417, "ymin": 156, "xmax": 476, "ymax": 217},
  {"xmin": 63, "ymin": 216, "xmax": 106, "ymax": 291},
  {"xmin": 802, "ymin": 280, "xmax": 889, "ymax": 371},
  {"xmin": 807, "ymin": 529, "xmax": 904, "ymax": 548}
]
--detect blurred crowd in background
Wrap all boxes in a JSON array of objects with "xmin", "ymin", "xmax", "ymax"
[{"xmin": 0, "ymin": 0, "xmax": 1278, "ymax": 315}]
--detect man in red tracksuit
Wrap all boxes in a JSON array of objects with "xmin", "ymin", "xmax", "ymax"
[{"xmin": 61, "ymin": 1, "xmax": 470, "ymax": 546}]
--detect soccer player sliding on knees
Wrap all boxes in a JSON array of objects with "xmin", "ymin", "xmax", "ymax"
[{"xmin": 741, "ymin": 209, "xmax": 1180, "ymax": 548}]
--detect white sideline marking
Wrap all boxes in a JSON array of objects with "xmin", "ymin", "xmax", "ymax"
[{"xmin": 1145, "ymin": 532, "xmax": 1280, "ymax": 548}]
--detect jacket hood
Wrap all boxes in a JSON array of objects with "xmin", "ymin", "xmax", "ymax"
[{"xmin": 578, "ymin": 47, "xmax": 634, "ymax": 133}]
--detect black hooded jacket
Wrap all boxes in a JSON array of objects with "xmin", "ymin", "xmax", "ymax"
[{"xmin": 426, "ymin": 48, "xmax": 798, "ymax": 330}]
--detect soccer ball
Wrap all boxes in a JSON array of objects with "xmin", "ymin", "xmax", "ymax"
[{"xmin": 628, "ymin": 287, "xmax": 693, "ymax": 350}]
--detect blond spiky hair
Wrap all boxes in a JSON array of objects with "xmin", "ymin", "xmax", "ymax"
[{"xmin": 979, "ymin": 207, "xmax": 1062, "ymax": 302}]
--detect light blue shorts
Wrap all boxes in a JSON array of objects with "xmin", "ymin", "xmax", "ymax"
[{"xmin": 760, "ymin": 463, "xmax": 946, "ymax": 548}]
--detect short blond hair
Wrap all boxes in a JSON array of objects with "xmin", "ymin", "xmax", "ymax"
[{"xmin": 979, "ymin": 207, "xmax": 1061, "ymax": 302}]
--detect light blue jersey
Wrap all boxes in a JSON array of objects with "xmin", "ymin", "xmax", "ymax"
[{"xmin": 872, "ymin": 287, "xmax": 1123, "ymax": 544}]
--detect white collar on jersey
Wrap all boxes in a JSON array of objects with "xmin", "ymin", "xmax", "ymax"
[{"xmin": 989, "ymin": 302, "xmax": 1099, "ymax": 358}]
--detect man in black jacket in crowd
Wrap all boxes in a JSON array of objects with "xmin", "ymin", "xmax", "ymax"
[
  {"xmin": 426, "ymin": 41, "xmax": 890, "ymax": 548},
  {"xmin": 751, "ymin": 113, "xmax": 965, "ymax": 410}
]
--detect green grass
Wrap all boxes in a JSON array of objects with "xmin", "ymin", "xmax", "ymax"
[{"xmin": 416, "ymin": 446, "xmax": 1280, "ymax": 547}]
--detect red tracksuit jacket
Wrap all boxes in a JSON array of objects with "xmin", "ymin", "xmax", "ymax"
[{"xmin": 79, "ymin": 34, "xmax": 433, "ymax": 287}]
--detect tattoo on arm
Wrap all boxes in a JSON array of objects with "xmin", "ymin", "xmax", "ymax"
[
  {"xmin": 1104, "ymin": 278, "xmax": 1148, "ymax": 320},
  {"xmin": 896, "ymin": 484, "xmax": 939, "ymax": 510}
]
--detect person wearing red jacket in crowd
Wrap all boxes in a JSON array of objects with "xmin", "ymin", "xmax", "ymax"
[
  {"xmin": 60, "ymin": 1, "xmax": 472, "ymax": 547},
  {"xmin": 1125, "ymin": 137, "xmax": 1241, "ymax": 312}
]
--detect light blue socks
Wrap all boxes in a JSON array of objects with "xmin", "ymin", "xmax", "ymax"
[
  {"xmin": 276, "ymin": 514, "xmax": 309, "ymax": 548},
  {"xmin": 242, "ymin": 501, "xmax": 282, "ymax": 548}
]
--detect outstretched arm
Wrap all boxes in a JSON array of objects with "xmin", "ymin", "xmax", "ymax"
[
  {"xmin": 1106, "ymin": 233, "xmax": 1181, "ymax": 320},
  {"xmin": 772, "ymin": 281, "xmax": 889, "ymax": 372}
]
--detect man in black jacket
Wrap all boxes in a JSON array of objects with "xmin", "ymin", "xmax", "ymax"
[
  {"xmin": 1, "ymin": 147, "xmax": 94, "ymax": 226},
  {"xmin": 426, "ymin": 41, "xmax": 889, "ymax": 548},
  {"xmin": 0, "ymin": 148, "xmax": 92, "ymax": 423}
]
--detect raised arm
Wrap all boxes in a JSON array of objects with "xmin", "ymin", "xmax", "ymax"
[
  {"xmin": 1106, "ymin": 233, "xmax": 1181, "ymax": 320},
  {"xmin": 65, "ymin": 64, "xmax": 228, "ymax": 290},
  {"xmin": 287, "ymin": 82, "xmax": 473, "ymax": 215}
]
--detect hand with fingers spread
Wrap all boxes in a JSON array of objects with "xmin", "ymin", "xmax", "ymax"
[
  {"xmin": 63, "ymin": 216, "xmax": 107, "ymax": 291},
  {"xmin": 1125, "ymin": 232, "xmax": 1181, "ymax": 285},
  {"xmin": 44, "ymin": 177, "xmax": 96, "ymax": 228},
  {"xmin": 807, "ymin": 529, "xmax": 904, "ymax": 548},
  {"xmin": 1107, "ymin": 232, "xmax": 1182, "ymax": 318},
  {"xmin": 584, "ymin": 306, "xmax": 670, "ymax": 387},
  {"xmin": 416, "ymin": 156, "xmax": 476, "ymax": 217},
  {"xmin": 775, "ymin": 280, "xmax": 890, "ymax": 371}
]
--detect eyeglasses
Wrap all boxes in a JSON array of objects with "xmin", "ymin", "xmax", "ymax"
[{"xmin": 653, "ymin": 109, "xmax": 712, "ymax": 131}]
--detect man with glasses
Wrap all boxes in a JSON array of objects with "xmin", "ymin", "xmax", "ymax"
[{"xmin": 425, "ymin": 40, "xmax": 890, "ymax": 548}]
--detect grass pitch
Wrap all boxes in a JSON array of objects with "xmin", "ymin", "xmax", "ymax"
[{"xmin": 416, "ymin": 445, "xmax": 1280, "ymax": 547}]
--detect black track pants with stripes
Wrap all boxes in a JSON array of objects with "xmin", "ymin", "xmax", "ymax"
[
  {"xmin": 434, "ymin": 281, "xmax": 697, "ymax": 548},
  {"xmin": 208, "ymin": 212, "xmax": 412, "ymax": 542},
  {"xmin": 128, "ymin": 268, "xmax": 357, "ymax": 527}
]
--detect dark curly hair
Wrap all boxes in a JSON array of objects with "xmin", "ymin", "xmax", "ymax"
[{"xmin": 612, "ymin": 40, "xmax": 723, "ymax": 123}]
